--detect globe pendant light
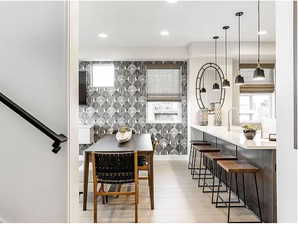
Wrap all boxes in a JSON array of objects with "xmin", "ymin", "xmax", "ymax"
[
  {"xmin": 253, "ymin": 0, "xmax": 265, "ymax": 80},
  {"xmin": 235, "ymin": 12, "xmax": 245, "ymax": 85},
  {"xmin": 212, "ymin": 36, "xmax": 220, "ymax": 91},
  {"xmin": 222, "ymin": 25, "xmax": 231, "ymax": 88}
]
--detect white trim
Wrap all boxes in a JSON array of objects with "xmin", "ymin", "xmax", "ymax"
[
  {"xmin": 66, "ymin": 0, "xmax": 79, "ymax": 222},
  {"xmin": 154, "ymin": 155, "xmax": 188, "ymax": 161}
]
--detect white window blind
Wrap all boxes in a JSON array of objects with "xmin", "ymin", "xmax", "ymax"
[{"xmin": 147, "ymin": 69, "xmax": 181, "ymax": 101}]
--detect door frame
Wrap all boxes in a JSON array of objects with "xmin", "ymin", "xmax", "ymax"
[
  {"xmin": 65, "ymin": 0, "xmax": 299, "ymax": 223},
  {"xmin": 66, "ymin": 0, "xmax": 80, "ymax": 222}
]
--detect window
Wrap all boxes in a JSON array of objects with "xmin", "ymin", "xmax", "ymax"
[
  {"xmin": 147, "ymin": 69, "xmax": 180, "ymax": 100},
  {"xmin": 239, "ymin": 93, "xmax": 275, "ymax": 123},
  {"xmin": 238, "ymin": 64, "xmax": 276, "ymax": 124},
  {"xmin": 147, "ymin": 101, "xmax": 182, "ymax": 123},
  {"xmin": 92, "ymin": 64, "xmax": 115, "ymax": 87},
  {"xmin": 146, "ymin": 67, "xmax": 182, "ymax": 123}
]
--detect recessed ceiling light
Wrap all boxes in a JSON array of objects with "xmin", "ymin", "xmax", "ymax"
[
  {"xmin": 258, "ymin": 30, "xmax": 267, "ymax": 35},
  {"xmin": 98, "ymin": 33, "xmax": 108, "ymax": 38},
  {"xmin": 160, "ymin": 30, "xmax": 170, "ymax": 36},
  {"xmin": 166, "ymin": 0, "xmax": 179, "ymax": 3}
]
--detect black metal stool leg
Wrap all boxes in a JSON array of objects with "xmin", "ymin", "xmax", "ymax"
[
  {"xmin": 235, "ymin": 173, "xmax": 240, "ymax": 201},
  {"xmin": 227, "ymin": 172, "xmax": 233, "ymax": 223},
  {"xmin": 254, "ymin": 173, "xmax": 263, "ymax": 222},
  {"xmin": 225, "ymin": 171, "xmax": 228, "ymax": 192},
  {"xmin": 190, "ymin": 147, "xmax": 195, "ymax": 175},
  {"xmin": 191, "ymin": 147, "xmax": 198, "ymax": 176},
  {"xmin": 211, "ymin": 160, "xmax": 217, "ymax": 203},
  {"xmin": 198, "ymin": 152, "xmax": 203, "ymax": 177},
  {"xmin": 202, "ymin": 156, "xmax": 208, "ymax": 192},
  {"xmin": 191, "ymin": 150, "xmax": 198, "ymax": 178},
  {"xmin": 196, "ymin": 152, "xmax": 204, "ymax": 182},
  {"xmin": 188, "ymin": 145, "xmax": 193, "ymax": 169},
  {"xmin": 198, "ymin": 152, "xmax": 204, "ymax": 187},
  {"xmin": 216, "ymin": 166, "xmax": 223, "ymax": 208},
  {"xmin": 242, "ymin": 173, "xmax": 247, "ymax": 206}
]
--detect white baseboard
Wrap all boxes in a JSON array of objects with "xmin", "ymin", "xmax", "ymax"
[{"xmin": 154, "ymin": 155, "xmax": 188, "ymax": 161}]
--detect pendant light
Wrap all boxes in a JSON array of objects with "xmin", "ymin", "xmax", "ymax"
[
  {"xmin": 253, "ymin": 0, "xmax": 265, "ymax": 80},
  {"xmin": 200, "ymin": 73, "xmax": 207, "ymax": 93},
  {"xmin": 212, "ymin": 36, "xmax": 220, "ymax": 91},
  {"xmin": 235, "ymin": 12, "xmax": 245, "ymax": 85},
  {"xmin": 222, "ymin": 26, "xmax": 231, "ymax": 88}
]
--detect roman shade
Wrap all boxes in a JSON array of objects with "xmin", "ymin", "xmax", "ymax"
[
  {"xmin": 146, "ymin": 65, "xmax": 181, "ymax": 101},
  {"xmin": 240, "ymin": 84, "xmax": 275, "ymax": 93}
]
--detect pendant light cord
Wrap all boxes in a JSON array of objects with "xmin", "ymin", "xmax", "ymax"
[
  {"xmin": 258, "ymin": 0, "xmax": 261, "ymax": 66},
  {"xmin": 225, "ymin": 28, "xmax": 228, "ymax": 79},
  {"xmin": 215, "ymin": 37, "xmax": 217, "ymax": 81},
  {"xmin": 238, "ymin": 14, "xmax": 241, "ymax": 74}
]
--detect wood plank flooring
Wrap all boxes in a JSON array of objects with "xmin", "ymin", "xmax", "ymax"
[{"xmin": 79, "ymin": 156, "xmax": 259, "ymax": 223}]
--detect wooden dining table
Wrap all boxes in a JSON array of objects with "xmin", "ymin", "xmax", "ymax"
[{"xmin": 83, "ymin": 133, "xmax": 154, "ymax": 210}]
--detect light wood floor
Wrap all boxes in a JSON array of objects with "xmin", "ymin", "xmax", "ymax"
[{"xmin": 79, "ymin": 156, "xmax": 259, "ymax": 223}]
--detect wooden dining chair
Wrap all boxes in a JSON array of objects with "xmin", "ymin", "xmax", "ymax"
[
  {"xmin": 137, "ymin": 135, "xmax": 158, "ymax": 192},
  {"xmin": 91, "ymin": 151, "xmax": 139, "ymax": 223}
]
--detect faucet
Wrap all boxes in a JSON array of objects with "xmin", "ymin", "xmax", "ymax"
[{"xmin": 227, "ymin": 108, "xmax": 237, "ymax": 132}]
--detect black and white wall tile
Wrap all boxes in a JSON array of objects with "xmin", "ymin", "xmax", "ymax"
[{"xmin": 79, "ymin": 61, "xmax": 188, "ymax": 155}]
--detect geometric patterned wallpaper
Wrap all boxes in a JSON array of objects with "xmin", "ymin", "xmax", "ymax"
[{"xmin": 79, "ymin": 61, "xmax": 188, "ymax": 155}]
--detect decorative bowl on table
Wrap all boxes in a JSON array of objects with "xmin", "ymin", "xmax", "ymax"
[
  {"xmin": 116, "ymin": 127, "xmax": 132, "ymax": 143},
  {"xmin": 242, "ymin": 124, "xmax": 257, "ymax": 140}
]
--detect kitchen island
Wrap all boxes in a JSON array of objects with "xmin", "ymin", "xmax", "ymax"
[{"xmin": 191, "ymin": 125, "xmax": 276, "ymax": 223}]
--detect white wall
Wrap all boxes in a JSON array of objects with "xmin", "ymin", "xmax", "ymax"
[
  {"xmin": 79, "ymin": 46, "xmax": 188, "ymax": 61},
  {"xmin": 0, "ymin": 2, "xmax": 68, "ymax": 222},
  {"xmin": 188, "ymin": 57, "xmax": 233, "ymax": 127},
  {"xmin": 275, "ymin": 1, "xmax": 297, "ymax": 222},
  {"xmin": 188, "ymin": 41, "xmax": 276, "ymax": 62}
]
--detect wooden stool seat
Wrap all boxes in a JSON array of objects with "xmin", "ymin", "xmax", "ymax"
[
  {"xmin": 193, "ymin": 145, "xmax": 220, "ymax": 152},
  {"xmin": 217, "ymin": 160, "xmax": 259, "ymax": 173},
  {"xmin": 191, "ymin": 141, "xmax": 210, "ymax": 146},
  {"xmin": 204, "ymin": 152, "xmax": 237, "ymax": 161}
]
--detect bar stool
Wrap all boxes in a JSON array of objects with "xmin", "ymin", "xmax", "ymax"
[
  {"xmin": 191, "ymin": 145, "xmax": 220, "ymax": 180},
  {"xmin": 201, "ymin": 152, "xmax": 238, "ymax": 203},
  {"xmin": 216, "ymin": 160, "xmax": 262, "ymax": 223},
  {"xmin": 188, "ymin": 140, "xmax": 210, "ymax": 170}
]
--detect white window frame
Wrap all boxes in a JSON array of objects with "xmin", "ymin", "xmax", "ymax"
[
  {"xmin": 146, "ymin": 101, "xmax": 182, "ymax": 124},
  {"xmin": 239, "ymin": 93, "xmax": 275, "ymax": 124}
]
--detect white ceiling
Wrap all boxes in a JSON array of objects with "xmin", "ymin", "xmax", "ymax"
[{"xmin": 79, "ymin": 1, "xmax": 275, "ymax": 48}]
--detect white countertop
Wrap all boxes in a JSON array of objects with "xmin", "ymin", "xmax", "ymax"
[{"xmin": 191, "ymin": 125, "xmax": 276, "ymax": 150}]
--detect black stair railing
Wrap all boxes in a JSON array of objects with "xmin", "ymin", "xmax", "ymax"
[{"xmin": 0, "ymin": 91, "xmax": 67, "ymax": 153}]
